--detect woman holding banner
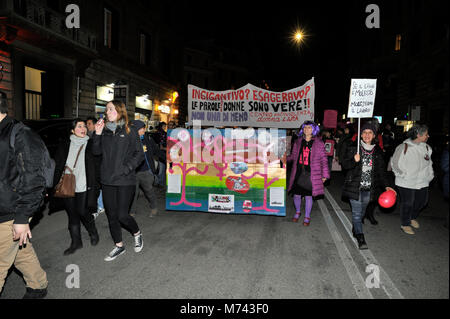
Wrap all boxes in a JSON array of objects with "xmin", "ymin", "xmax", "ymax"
[
  {"xmin": 341, "ymin": 122, "xmax": 395, "ymax": 249},
  {"xmin": 287, "ymin": 121, "xmax": 330, "ymax": 226}
]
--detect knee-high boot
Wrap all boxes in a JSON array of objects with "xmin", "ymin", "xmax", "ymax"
[{"xmin": 64, "ymin": 224, "xmax": 83, "ymax": 255}]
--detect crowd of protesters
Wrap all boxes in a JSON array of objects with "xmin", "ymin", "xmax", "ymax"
[{"xmin": 0, "ymin": 88, "xmax": 447, "ymax": 298}]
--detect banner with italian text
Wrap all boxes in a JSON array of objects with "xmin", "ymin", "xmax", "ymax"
[{"xmin": 188, "ymin": 78, "xmax": 315, "ymax": 128}]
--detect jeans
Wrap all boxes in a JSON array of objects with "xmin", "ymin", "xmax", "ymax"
[
  {"xmin": 102, "ymin": 185, "xmax": 139, "ymax": 244},
  {"xmin": 398, "ymin": 186, "xmax": 429, "ymax": 226},
  {"xmin": 349, "ymin": 191, "xmax": 371, "ymax": 235},
  {"xmin": 97, "ymin": 190, "xmax": 104, "ymax": 211},
  {"xmin": 130, "ymin": 171, "xmax": 157, "ymax": 214}
]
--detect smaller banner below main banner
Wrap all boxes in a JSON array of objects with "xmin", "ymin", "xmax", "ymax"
[
  {"xmin": 188, "ymin": 78, "xmax": 315, "ymax": 128},
  {"xmin": 165, "ymin": 128, "xmax": 287, "ymax": 216}
]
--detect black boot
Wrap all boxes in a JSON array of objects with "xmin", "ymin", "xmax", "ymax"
[
  {"xmin": 64, "ymin": 225, "xmax": 83, "ymax": 255},
  {"xmin": 364, "ymin": 204, "xmax": 378, "ymax": 225},
  {"xmin": 82, "ymin": 216, "xmax": 99, "ymax": 246},
  {"xmin": 352, "ymin": 227, "xmax": 357, "ymax": 238},
  {"xmin": 355, "ymin": 234, "xmax": 368, "ymax": 250}
]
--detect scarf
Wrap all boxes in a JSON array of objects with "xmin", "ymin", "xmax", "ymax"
[
  {"xmin": 66, "ymin": 135, "xmax": 89, "ymax": 193},
  {"xmin": 106, "ymin": 119, "xmax": 126, "ymax": 133}
]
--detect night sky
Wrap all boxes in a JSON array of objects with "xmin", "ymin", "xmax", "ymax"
[{"xmin": 181, "ymin": 1, "xmax": 354, "ymax": 113}]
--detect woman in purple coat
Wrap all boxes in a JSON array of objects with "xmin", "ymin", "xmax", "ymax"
[{"xmin": 287, "ymin": 121, "xmax": 330, "ymax": 226}]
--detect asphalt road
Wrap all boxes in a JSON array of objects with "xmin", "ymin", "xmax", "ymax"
[{"xmin": 1, "ymin": 172, "xmax": 448, "ymax": 300}]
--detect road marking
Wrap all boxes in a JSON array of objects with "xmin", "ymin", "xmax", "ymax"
[
  {"xmin": 317, "ymin": 199, "xmax": 374, "ymax": 299},
  {"xmin": 324, "ymin": 188, "xmax": 405, "ymax": 299}
]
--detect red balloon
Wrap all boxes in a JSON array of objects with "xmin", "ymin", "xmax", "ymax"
[{"xmin": 378, "ymin": 190, "xmax": 397, "ymax": 208}]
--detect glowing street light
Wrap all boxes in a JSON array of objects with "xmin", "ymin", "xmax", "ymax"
[{"xmin": 292, "ymin": 29, "xmax": 306, "ymax": 45}]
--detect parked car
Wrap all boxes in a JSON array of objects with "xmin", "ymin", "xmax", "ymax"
[{"xmin": 22, "ymin": 118, "xmax": 74, "ymax": 158}]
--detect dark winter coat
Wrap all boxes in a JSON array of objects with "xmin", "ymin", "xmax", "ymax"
[
  {"xmin": 341, "ymin": 141, "xmax": 391, "ymax": 201},
  {"xmin": 136, "ymin": 132, "xmax": 166, "ymax": 174},
  {"xmin": 287, "ymin": 137, "xmax": 330, "ymax": 197},
  {"xmin": 91, "ymin": 124, "xmax": 144, "ymax": 186},
  {"xmin": 0, "ymin": 116, "xmax": 46, "ymax": 224},
  {"xmin": 52, "ymin": 138, "xmax": 99, "ymax": 209}
]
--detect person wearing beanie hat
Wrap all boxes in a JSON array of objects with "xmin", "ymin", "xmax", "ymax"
[
  {"xmin": 341, "ymin": 122, "xmax": 396, "ymax": 249},
  {"xmin": 360, "ymin": 122, "xmax": 377, "ymax": 136}
]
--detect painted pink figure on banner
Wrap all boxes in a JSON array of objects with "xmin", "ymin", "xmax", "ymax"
[{"xmin": 287, "ymin": 121, "xmax": 330, "ymax": 226}]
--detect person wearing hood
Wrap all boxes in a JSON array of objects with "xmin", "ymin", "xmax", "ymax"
[
  {"xmin": 129, "ymin": 120, "xmax": 165, "ymax": 217},
  {"xmin": 53, "ymin": 119, "xmax": 100, "ymax": 255},
  {"xmin": 341, "ymin": 122, "xmax": 395, "ymax": 249},
  {"xmin": 391, "ymin": 124, "xmax": 434, "ymax": 235},
  {"xmin": 92, "ymin": 100, "xmax": 145, "ymax": 261}
]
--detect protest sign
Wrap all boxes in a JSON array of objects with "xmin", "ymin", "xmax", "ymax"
[
  {"xmin": 347, "ymin": 79, "xmax": 377, "ymax": 154},
  {"xmin": 188, "ymin": 78, "xmax": 315, "ymax": 128},
  {"xmin": 165, "ymin": 128, "xmax": 287, "ymax": 216},
  {"xmin": 323, "ymin": 110, "xmax": 338, "ymax": 128},
  {"xmin": 347, "ymin": 79, "xmax": 377, "ymax": 118}
]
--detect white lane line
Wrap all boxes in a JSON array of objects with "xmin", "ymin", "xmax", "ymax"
[
  {"xmin": 317, "ymin": 199, "xmax": 374, "ymax": 299},
  {"xmin": 324, "ymin": 188, "xmax": 405, "ymax": 299}
]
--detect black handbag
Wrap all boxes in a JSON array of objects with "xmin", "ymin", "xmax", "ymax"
[{"xmin": 296, "ymin": 149, "xmax": 312, "ymax": 191}]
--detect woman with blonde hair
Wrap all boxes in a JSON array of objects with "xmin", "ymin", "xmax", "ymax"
[{"xmin": 92, "ymin": 100, "xmax": 145, "ymax": 261}]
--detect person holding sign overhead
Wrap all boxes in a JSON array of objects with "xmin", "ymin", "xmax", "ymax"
[
  {"xmin": 287, "ymin": 121, "xmax": 330, "ymax": 226},
  {"xmin": 341, "ymin": 122, "xmax": 395, "ymax": 249}
]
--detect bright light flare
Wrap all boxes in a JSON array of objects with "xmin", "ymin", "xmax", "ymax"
[{"xmin": 292, "ymin": 29, "xmax": 306, "ymax": 45}]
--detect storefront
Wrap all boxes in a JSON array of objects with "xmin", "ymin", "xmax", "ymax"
[{"xmin": 135, "ymin": 94, "xmax": 153, "ymax": 129}]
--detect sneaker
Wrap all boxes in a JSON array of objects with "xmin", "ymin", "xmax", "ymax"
[
  {"xmin": 303, "ymin": 217, "xmax": 311, "ymax": 226},
  {"xmin": 134, "ymin": 233, "xmax": 143, "ymax": 253},
  {"xmin": 410, "ymin": 219, "xmax": 420, "ymax": 229},
  {"xmin": 23, "ymin": 287, "xmax": 48, "ymax": 299},
  {"xmin": 93, "ymin": 208, "xmax": 105, "ymax": 220},
  {"xmin": 401, "ymin": 226, "xmax": 415, "ymax": 235},
  {"xmin": 104, "ymin": 246, "xmax": 126, "ymax": 261}
]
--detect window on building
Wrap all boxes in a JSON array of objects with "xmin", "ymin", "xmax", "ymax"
[
  {"xmin": 104, "ymin": 8, "xmax": 112, "ymax": 48},
  {"xmin": 395, "ymin": 34, "xmax": 402, "ymax": 51},
  {"xmin": 103, "ymin": 7, "xmax": 119, "ymax": 49},
  {"xmin": 24, "ymin": 66, "xmax": 45, "ymax": 120}
]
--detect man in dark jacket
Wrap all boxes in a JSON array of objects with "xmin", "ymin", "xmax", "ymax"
[
  {"xmin": 0, "ymin": 91, "xmax": 48, "ymax": 298},
  {"xmin": 129, "ymin": 120, "xmax": 165, "ymax": 217}
]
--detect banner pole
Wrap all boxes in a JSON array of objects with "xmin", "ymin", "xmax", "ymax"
[{"xmin": 357, "ymin": 118, "xmax": 361, "ymax": 155}]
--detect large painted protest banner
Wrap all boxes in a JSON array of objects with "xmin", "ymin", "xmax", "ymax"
[
  {"xmin": 165, "ymin": 127, "xmax": 287, "ymax": 216},
  {"xmin": 188, "ymin": 78, "xmax": 315, "ymax": 128}
]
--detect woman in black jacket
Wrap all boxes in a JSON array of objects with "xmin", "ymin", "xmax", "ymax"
[
  {"xmin": 53, "ymin": 119, "xmax": 99, "ymax": 255},
  {"xmin": 92, "ymin": 100, "xmax": 145, "ymax": 261},
  {"xmin": 341, "ymin": 122, "xmax": 396, "ymax": 250}
]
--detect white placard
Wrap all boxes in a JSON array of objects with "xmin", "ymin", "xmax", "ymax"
[
  {"xmin": 167, "ymin": 174, "xmax": 181, "ymax": 194},
  {"xmin": 347, "ymin": 79, "xmax": 377, "ymax": 118},
  {"xmin": 270, "ymin": 187, "xmax": 285, "ymax": 207},
  {"xmin": 188, "ymin": 78, "xmax": 315, "ymax": 128},
  {"xmin": 208, "ymin": 194, "xmax": 234, "ymax": 213}
]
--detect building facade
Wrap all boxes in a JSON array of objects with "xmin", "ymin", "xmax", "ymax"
[
  {"xmin": 0, "ymin": 0, "xmax": 182, "ymax": 128},
  {"xmin": 347, "ymin": 0, "xmax": 449, "ymax": 135}
]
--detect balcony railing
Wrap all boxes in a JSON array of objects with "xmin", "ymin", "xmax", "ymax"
[{"xmin": 11, "ymin": 0, "xmax": 96, "ymax": 52}]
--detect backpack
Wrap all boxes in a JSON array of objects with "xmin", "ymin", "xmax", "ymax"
[{"xmin": 10, "ymin": 122, "xmax": 56, "ymax": 188}]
